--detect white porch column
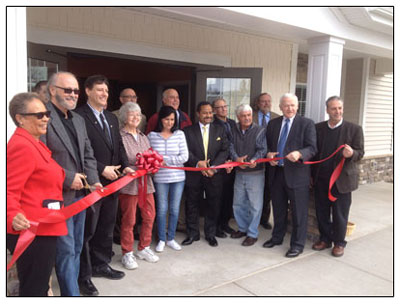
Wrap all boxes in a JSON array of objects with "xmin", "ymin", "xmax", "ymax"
[
  {"xmin": 305, "ymin": 36, "xmax": 345, "ymax": 123},
  {"xmin": 7, "ymin": 7, "xmax": 27, "ymax": 141}
]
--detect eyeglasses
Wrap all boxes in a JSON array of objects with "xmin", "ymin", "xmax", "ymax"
[
  {"xmin": 54, "ymin": 85, "xmax": 80, "ymax": 95},
  {"xmin": 20, "ymin": 110, "xmax": 51, "ymax": 119},
  {"xmin": 214, "ymin": 105, "xmax": 228, "ymax": 109},
  {"xmin": 121, "ymin": 95, "xmax": 138, "ymax": 100}
]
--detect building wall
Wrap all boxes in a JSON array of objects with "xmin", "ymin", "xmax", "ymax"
[
  {"xmin": 343, "ymin": 58, "xmax": 363, "ymax": 125},
  {"xmin": 363, "ymin": 59, "xmax": 393, "ymax": 157},
  {"xmin": 26, "ymin": 7, "xmax": 293, "ymax": 113}
]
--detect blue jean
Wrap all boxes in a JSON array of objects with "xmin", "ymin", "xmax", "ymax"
[
  {"xmin": 154, "ymin": 181, "xmax": 185, "ymax": 242},
  {"xmin": 55, "ymin": 196, "xmax": 86, "ymax": 296},
  {"xmin": 233, "ymin": 170, "xmax": 265, "ymax": 238}
]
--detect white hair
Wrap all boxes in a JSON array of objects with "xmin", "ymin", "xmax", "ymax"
[
  {"xmin": 279, "ymin": 93, "xmax": 298, "ymax": 105},
  {"xmin": 235, "ymin": 104, "xmax": 253, "ymax": 116},
  {"xmin": 119, "ymin": 102, "xmax": 141, "ymax": 126}
]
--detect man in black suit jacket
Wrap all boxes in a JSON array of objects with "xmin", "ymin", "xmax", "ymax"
[
  {"xmin": 264, "ymin": 93, "xmax": 317, "ymax": 258},
  {"xmin": 312, "ymin": 96, "xmax": 364, "ymax": 257},
  {"xmin": 75, "ymin": 75, "xmax": 134, "ymax": 296},
  {"xmin": 182, "ymin": 101, "xmax": 229, "ymax": 247},
  {"xmin": 212, "ymin": 98, "xmax": 236, "ymax": 236}
]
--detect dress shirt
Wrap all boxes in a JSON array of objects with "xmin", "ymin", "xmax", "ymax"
[
  {"xmin": 328, "ymin": 118, "xmax": 343, "ymax": 129},
  {"xmin": 258, "ymin": 111, "xmax": 271, "ymax": 126},
  {"xmin": 278, "ymin": 115, "xmax": 295, "ymax": 142},
  {"xmin": 87, "ymin": 102, "xmax": 112, "ymax": 143}
]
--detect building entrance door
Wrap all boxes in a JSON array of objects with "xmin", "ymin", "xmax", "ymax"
[{"xmin": 195, "ymin": 68, "xmax": 263, "ymax": 120}]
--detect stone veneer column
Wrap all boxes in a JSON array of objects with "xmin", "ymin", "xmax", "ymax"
[{"xmin": 305, "ymin": 36, "xmax": 345, "ymax": 123}]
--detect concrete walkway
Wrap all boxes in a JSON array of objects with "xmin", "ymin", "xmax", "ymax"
[{"xmin": 50, "ymin": 181, "xmax": 394, "ymax": 296}]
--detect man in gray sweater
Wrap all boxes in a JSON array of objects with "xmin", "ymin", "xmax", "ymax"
[{"xmin": 229, "ymin": 104, "xmax": 267, "ymax": 246}]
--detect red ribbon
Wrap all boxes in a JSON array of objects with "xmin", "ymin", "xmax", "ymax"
[
  {"xmin": 7, "ymin": 170, "xmax": 146, "ymax": 272},
  {"xmin": 8, "ymin": 145, "xmax": 346, "ymax": 271},
  {"xmin": 135, "ymin": 148, "xmax": 163, "ymax": 211},
  {"xmin": 161, "ymin": 144, "xmax": 346, "ymax": 202}
]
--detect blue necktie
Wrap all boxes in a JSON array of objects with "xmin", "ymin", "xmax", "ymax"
[
  {"xmin": 277, "ymin": 118, "xmax": 289, "ymax": 166},
  {"xmin": 100, "ymin": 113, "xmax": 112, "ymax": 147}
]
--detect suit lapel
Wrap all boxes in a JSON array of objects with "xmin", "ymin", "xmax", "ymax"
[
  {"xmin": 286, "ymin": 115, "xmax": 298, "ymax": 145},
  {"xmin": 194, "ymin": 124, "xmax": 205, "ymax": 159},
  {"xmin": 273, "ymin": 117, "xmax": 283, "ymax": 148},
  {"xmin": 71, "ymin": 113, "xmax": 85, "ymax": 166},
  {"xmin": 84, "ymin": 104, "xmax": 113, "ymax": 151},
  {"xmin": 47, "ymin": 103, "xmax": 78, "ymax": 164},
  {"xmin": 208, "ymin": 123, "xmax": 216, "ymax": 157}
]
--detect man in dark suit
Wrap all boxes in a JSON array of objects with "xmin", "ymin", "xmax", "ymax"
[
  {"xmin": 264, "ymin": 93, "xmax": 317, "ymax": 258},
  {"xmin": 182, "ymin": 101, "xmax": 229, "ymax": 247},
  {"xmin": 212, "ymin": 98, "xmax": 236, "ymax": 237},
  {"xmin": 75, "ymin": 75, "xmax": 134, "ymax": 296},
  {"xmin": 252, "ymin": 93, "xmax": 280, "ymax": 230},
  {"xmin": 312, "ymin": 96, "xmax": 364, "ymax": 257},
  {"xmin": 43, "ymin": 71, "xmax": 101, "ymax": 296}
]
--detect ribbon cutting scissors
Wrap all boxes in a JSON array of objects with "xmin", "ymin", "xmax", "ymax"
[{"xmin": 80, "ymin": 174, "xmax": 108, "ymax": 191}]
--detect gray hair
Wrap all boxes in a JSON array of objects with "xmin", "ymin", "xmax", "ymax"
[
  {"xmin": 279, "ymin": 93, "xmax": 298, "ymax": 105},
  {"xmin": 119, "ymin": 102, "xmax": 142, "ymax": 126},
  {"xmin": 9, "ymin": 92, "xmax": 43, "ymax": 126},
  {"xmin": 47, "ymin": 71, "xmax": 77, "ymax": 98},
  {"xmin": 325, "ymin": 95, "xmax": 342, "ymax": 107},
  {"xmin": 211, "ymin": 97, "xmax": 226, "ymax": 108},
  {"xmin": 235, "ymin": 103, "xmax": 253, "ymax": 117}
]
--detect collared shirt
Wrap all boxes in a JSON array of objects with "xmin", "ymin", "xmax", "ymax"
[
  {"xmin": 278, "ymin": 115, "xmax": 295, "ymax": 142},
  {"xmin": 87, "ymin": 102, "xmax": 112, "ymax": 143},
  {"xmin": 258, "ymin": 111, "xmax": 271, "ymax": 126},
  {"xmin": 199, "ymin": 122, "xmax": 210, "ymax": 139},
  {"xmin": 327, "ymin": 119, "xmax": 343, "ymax": 129}
]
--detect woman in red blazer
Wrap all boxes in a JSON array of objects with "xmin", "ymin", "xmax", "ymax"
[{"xmin": 7, "ymin": 92, "xmax": 67, "ymax": 296}]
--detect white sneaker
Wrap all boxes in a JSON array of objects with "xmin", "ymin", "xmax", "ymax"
[
  {"xmin": 136, "ymin": 247, "xmax": 159, "ymax": 263},
  {"xmin": 121, "ymin": 252, "xmax": 138, "ymax": 270},
  {"xmin": 167, "ymin": 239, "xmax": 182, "ymax": 251},
  {"xmin": 156, "ymin": 241, "xmax": 165, "ymax": 253}
]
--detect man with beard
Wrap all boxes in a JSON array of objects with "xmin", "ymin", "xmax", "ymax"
[{"xmin": 42, "ymin": 71, "xmax": 102, "ymax": 296}]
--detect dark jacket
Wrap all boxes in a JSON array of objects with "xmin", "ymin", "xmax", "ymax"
[
  {"xmin": 313, "ymin": 120, "xmax": 364, "ymax": 193},
  {"xmin": 266, "ymin": 115, "xmax": 317, "ymax": 188},
  {"xmin": 75, "ymin": 104, "xmax": 130, "ymax": 186}
]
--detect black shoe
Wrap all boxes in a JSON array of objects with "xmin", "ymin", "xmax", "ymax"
[
  {"xmin": 206, "ymin": 236, "xmax": 218, "ymax": 247},
  {"xmin": 262, "ymin": 238, "xmax": 282, "ymax": 248},
  {"xmin": 79, "ymin": 279, "xmax": 99, "ymax": 296},
  {"xmin": 260, "ymin": 222, "xmax": 273, "ymax": 230},
  {"xmin": 181, "ymin": 236, "xmax": 200, "ymax": 246},
  {"xmin": 92, "ymin": 265, "xmax": 125, "ymax": 280},
  {"xmin": 231, "ymin": 230, "xmax": 247, "ymax": 239},
  {"xmin": 285, "ymin": 248, "xmax": 303, "ymax": 258},
  {"xmin": 222, "ymin": 224, "xmax": 235, "ymax": 234},
  {"xmin": 216, "ymin": 230, "xmax": 227, "ymax": 238}
]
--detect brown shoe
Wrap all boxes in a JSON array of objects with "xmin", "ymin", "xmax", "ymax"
[
  {"xmin": 312, "ymin": 241, "xmax": 332, "ymax": 251},
  {"xmin": 242, "ymin": 236, "xmax": 258, "ymax": 246},
  {"xmin": 231, "ymin": 231, "xmax": 247, "ymax": 239},
  {"xmin": 332, "ymin": 245, "xmax": 344, "ymax": 257}
]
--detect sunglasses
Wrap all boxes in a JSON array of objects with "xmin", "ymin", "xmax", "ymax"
[
  {"xmin": 54, "ymin": 85, "xmax": 80, "ymax": 95},
  {"xmin": 20, "ymin": 110, "xmax": 51, "ymax": 119}
]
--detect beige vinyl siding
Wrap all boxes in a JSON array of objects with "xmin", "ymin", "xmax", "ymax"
[
  {"xmin": 363, "ymin": 59, "xmax": 393, "ymax": 156},
  {"xmin": 343, "ymin": 58, "xmax": 363, "ymax": 125},
  {"xmin": 26, "ymin": 7, "xmax": 293, "ymax": 112}
]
